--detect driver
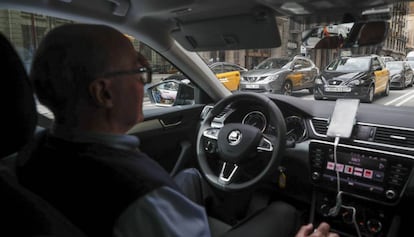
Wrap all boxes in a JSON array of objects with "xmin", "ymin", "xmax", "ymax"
[{"xmin": 18, "ymin": 23, "xmax": 338, "ymax": 237}]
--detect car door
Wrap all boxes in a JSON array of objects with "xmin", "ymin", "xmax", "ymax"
[
  {"xmin": 300, "ymin": 58, "xmax": 316, "ymax": 88},
  {"xmin": 129, "ymin": 102, "xmax": 205, "ymax": 174},
  {"xmin": 372, "ymin": 56, "xmax": 389, "ymax": 94},
  {"xmin": 215, "ymin": 70, "xmax": 241, "ymax": 91},
  {"xmin": 286, "ymin": 59, "xmax": 304, "ymax": 89},
  {"xmin": 403, "ymin": 62, "xmax": 413, "ymax": 86}
]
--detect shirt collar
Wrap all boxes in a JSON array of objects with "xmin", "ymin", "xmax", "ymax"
[{"xmin": 51, "ymin": 125, "xmax": 140, "ymax": 151}]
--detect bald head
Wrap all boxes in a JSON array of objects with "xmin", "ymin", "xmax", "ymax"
[{"xmin": 31, "ymin": 24, "xmax": 135, "ymax": 125}]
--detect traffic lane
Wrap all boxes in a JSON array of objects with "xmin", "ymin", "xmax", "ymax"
[
  {"xmin": 376, "ymin": 86, "xmax": 414, "ymax": 107},
  {"xmin": 292, "ymin": 87, "xmax": 414, "ymax": 107}
]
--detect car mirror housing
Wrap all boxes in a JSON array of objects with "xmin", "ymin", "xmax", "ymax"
[
  {"xmin": 302, "ymin": 20, "xmax": 389, "ymax": 49},
  {"xmin": 147, "ymin": 80, "xmax": 195, "ymax": 106}
]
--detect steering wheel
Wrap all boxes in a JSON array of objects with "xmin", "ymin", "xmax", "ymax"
[{"xmin": 197, "ymin": 92, "xmax": 286, "ymax": 191}]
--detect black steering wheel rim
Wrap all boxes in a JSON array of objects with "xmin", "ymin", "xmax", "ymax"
[{"xmin": 196, "ymin": 92, "xmax": 286, "ymax": 191}]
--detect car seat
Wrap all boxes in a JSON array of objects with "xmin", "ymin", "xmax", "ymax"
[{"xmin": 0, "ymin": 32, "xmax": 87, "ymax": 237}]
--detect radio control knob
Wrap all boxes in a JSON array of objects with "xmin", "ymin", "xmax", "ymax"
[
  {"xmin": 385, "ymin": 190, "xmax": 396, "ymax": 200},
  {"xmin": 312, "ymin": 172, "xmax": 320, "ymax": 180},
  {"xmin": 367, "ymin": 219, "xmax": 382, "ymax": 233}
]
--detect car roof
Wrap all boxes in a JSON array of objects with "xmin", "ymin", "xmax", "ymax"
[{"xmin": 3, "ymin": 0, "xmax": 404, "ymax": 51}]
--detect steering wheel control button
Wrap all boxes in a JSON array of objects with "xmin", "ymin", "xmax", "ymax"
[
  {"xmin": 203, "ymin": 128, "xmax": 220, "ymax": 139},
  {"xmin": 204, "ymin": 140, "xmax": 216, "ymax": 153}
]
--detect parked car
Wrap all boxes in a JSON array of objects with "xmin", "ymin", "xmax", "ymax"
[
  {"xmin": 381, "ymin": 56, "xmax": 395, "ymax": 63},
  {"xmin": 386, "ymin": 61, "xmax": 414, "ymax": 89},
  {"xmin": 314, "ymin": 54, "xmax": 390, "ymax": 102},
  {"xmin": 164, "ymin": 63, "xmax": 245, "ymax": 91},
  {"xmin": 209, "ymin": 62, "xmax": 248, "ymax": 75},
  {"xmin": 239, "ymin": 56, "xmax": 319, "ymax": 95},
  {"xmin": 3, "ymin": 1, "xmax": 414, "ymax": 237},
  {"xmin": 209, "ymin": 62, "xmax": 248, "ymax": 91}
]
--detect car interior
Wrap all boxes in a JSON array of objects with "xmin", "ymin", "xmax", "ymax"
[{"xmin": 1, "ymin": 0, "xmax": 414, "ymax": 237}]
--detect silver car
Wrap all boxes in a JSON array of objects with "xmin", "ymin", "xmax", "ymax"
[{"xmin": 239, "ymin": 56, "xmax": 319, "ymax": 95}]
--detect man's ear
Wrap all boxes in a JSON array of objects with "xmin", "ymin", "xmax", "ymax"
[{"xmin": 89, "ymin": 79, "xmax": 113, "ymax": 108}]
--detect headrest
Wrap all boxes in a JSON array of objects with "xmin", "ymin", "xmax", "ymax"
[{"xmin": 0, "ymin": 33, "xmax": 37, "ymax": 157}]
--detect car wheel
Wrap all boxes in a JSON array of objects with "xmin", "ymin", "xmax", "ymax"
[
  {"xmin": 282, "ymin": 81, "xmax": 292, "ymax": 96},
  {"xmin": 384, "ymin": 82, "xmax": 390, "ymax": 96},
  {"xmin": 410, "ymin": 77, "xmax": 414, "ymax": 87},
  {"xmin": 364, "ymin": 86, "xmax": 374, "ymax": 103}
]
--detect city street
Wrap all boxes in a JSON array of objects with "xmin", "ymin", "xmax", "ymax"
[
  {"xmin": 143, "ymin": 84, "xmax": 414, "ymax": 109},
  {"xmin": 291, "ymin": 86, "xmax": 414, "ymax": 107}
]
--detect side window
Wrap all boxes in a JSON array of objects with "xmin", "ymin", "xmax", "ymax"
[
  {"xmin": 211, "ymin": 65, "xmax": 223, "ymax": 74},
  {"xmin": 294, "ymin": 59, "xmax": 303, "ymax": 69},
  {"xmin": 1, "ymin": 9, "xmax": 197, "ymax": 121},
  {"xmin": 302, "ymin": 59, "xmax": 311, "ymax": 68},
  {"xmin": 223, "ymin": 64, "xmax": 237, "ymax": 72},
  {"xmin": 372, "ymin": 58, "xmax": 382, "ymax": 70},
  {"xmin": 376, "ymin": 57, "xmax": 386, "ymax": 69}
]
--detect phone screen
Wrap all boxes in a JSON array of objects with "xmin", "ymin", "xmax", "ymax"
[{"xmin": 326, "ymin": 99, "xmax": 359, "ymax": 138}]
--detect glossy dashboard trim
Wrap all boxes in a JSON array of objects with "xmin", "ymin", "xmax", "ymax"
[{"xmin": 310, "ymin": 118, "xmax": 414, "ymax": 152}]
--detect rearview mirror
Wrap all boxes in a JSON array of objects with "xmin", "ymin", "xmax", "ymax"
[{"xmin": 302, "ymin": 20, "xmax": 388, "ymax": 49}]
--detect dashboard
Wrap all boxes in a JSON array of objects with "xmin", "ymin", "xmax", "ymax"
[{"xmin": 208, "ymin": 94, "xmax": 414, "ymax": 237}]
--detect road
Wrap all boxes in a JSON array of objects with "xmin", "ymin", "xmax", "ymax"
[{"xmin": 290, "ymin": 86, "xmax": 414, "ymax": 107}]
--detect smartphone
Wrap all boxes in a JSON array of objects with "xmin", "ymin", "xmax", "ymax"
[{"xmin": 326, "ymin": 99, "xmax": 360, "ymax": 138}]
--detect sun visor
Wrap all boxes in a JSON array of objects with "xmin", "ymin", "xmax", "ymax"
[{"xmin": 171, "ymin": 11, "xmax": 281, "ymax": 51}]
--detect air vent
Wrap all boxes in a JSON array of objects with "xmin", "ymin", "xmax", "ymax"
[
  {"xmin": 311, "ymin": 118, "xmax": 329, "ymax": 136},
  {"xmin": 373, "ymin": 126, "xmax": 414, "ymax": 148}
]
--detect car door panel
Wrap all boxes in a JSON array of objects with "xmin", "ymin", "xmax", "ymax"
[
  {"xmin": 374, "ymin": 68, "xmax": 388, "ymax": 93},
  {"xmin": 216, "ymin": 70, "xmax": 241, "ymax": 91},
  {"xmin": 128, "ymin": 104, "xmax": 205, "ymax": 173}
]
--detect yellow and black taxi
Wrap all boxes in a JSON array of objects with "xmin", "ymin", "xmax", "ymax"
[
  {"xmin": 209, "ymin": 62, "xmax": 248, "ymax": 91},
  {"xmin": 239, "ymin": 56, "xmax": 319, "ymax": 95},
  {"xmin": 314, "ymin": 54, "xmax": 390, "ymax": 103}
]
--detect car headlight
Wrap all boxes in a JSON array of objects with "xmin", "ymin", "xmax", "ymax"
[
  {"xmin": 391, "ymin": 74, "xmax": 401, "ymax": 80},
  {"xmin": 263, "ymin": 74, "xmax": 279, "ymax": 82},
  {"xmin": 348, "ymin": 79, "xmax": 362, "ymax": 86}
]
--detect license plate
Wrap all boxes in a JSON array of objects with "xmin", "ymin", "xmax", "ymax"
[
  {"xmin": 325, "ymin": 86, "xmax": 351, "ymax": 92},
  {"xmin": 246, "ymin": 84, "xmax": 260, "ymax": 89}
]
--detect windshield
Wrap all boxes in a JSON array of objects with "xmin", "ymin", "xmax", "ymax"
[
  {"xmin": 386, "ymin": 62, "xmax": 403, "ymax": 70},
  {"xmin": 3, "ymin": 3, "xmax": 414, "ymax": 111},
  {"xmin": 256, "ymin": 58, "xmax": 290, "ymax": 70},
  {"xmin": 326, "ymin": 57, "xmax": 370, "ymax": 72}
]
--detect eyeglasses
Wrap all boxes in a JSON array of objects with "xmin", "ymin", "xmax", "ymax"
[{"xmin": 102, "ymin": 66, "xmax": 152, "ymax": 84}]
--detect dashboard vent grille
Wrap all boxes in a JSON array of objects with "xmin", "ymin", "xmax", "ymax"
[
  {"xmin": 311, "ymin": 118, "xmax": 328, "ymax": 135},
  {"xmin": 373, "ymin": 127, "xmax": 414, "ymax": 148}
]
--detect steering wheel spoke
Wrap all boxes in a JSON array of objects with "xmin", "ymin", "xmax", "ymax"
[
  {"xmin": 202, "ymin": 128, "xmax": 220, "ymax": 140},
  {"xmin": 218, "ymin": 162, "xmax": 239, "ymax": 184},
  {"xmin": 257, "ymin": 136, "xmax": 273, "ymax": 152}
]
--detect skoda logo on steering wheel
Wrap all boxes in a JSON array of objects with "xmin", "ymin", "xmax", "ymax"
[{"xmin": 228, "ymin": 130, "xmax": 242, "ymax": 145}]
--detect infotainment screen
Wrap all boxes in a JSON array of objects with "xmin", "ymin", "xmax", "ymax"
[
  {"xmin": 309, "ymin": 141, "xmax": 413, "ymax": 204},
  {"xmin": 324, "ymin": 151, "xmax": 387, "ymax": 193}
]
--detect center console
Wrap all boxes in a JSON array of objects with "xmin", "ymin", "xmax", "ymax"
[{"xmin": 309, "ymin": 140, "xmax": 414, "ymax": 236}]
